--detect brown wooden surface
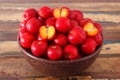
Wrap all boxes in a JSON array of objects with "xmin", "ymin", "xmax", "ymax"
[{"xmin": 0, "ymin": 0, "xmax": 120, "ymax": 80}]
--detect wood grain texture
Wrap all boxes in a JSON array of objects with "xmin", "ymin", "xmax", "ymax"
[
  {"xmin": 0, "ymin": 11, "xmax": 120, "ymax": 23},
  {"xmin": 0, "ymin": 0, "xmax": 120, "ymax": 3},
  {"xmin": 0, "ymin": 3, "xmax": 120, "ymax": 11},
  {"xmin": 0, "ymin": 56, "xmax": 119, "ymax": 78}
]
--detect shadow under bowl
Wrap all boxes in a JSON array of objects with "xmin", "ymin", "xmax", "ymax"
[{"xmin": 17, "ymin": 37, "xmax": 103, "ymax": 77}]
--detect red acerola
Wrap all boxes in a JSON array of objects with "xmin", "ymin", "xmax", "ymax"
[
  {"xmin": 20, "ymin": 32, "xmax": 36, "ymax": 48},
  {"xmin": 38, "ymin": 6, "xmax": 52, "ymax": 19},
  {"xmin": 81, "ymin": 38, "xmax": 97, "ymax": 54},
  {"xmin": 47, "ymin": 45, "xmax": 62, "ymax": 60},
  {"xmin": 26, "ymin": 17, "xmax": 42, "ymax": 33},
  {"xmin": 54, "ymin": 33, "xmax": 68, "ymax": 47},
  {"xmin": 63, "ymin": 44, "xmax": 78, "ymax": 60},
  {"xmin": 68, "ymin": 26, "xmax": 86, "ymax": 45},
  {"xmin": 31, "ymin": 40, "xmax": 48, "ymax": 57},
  {"xmin": 23, "ymin": 8, "xmax": 38, "ymax": 21}
]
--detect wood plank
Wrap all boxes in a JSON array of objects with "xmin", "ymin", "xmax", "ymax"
[
  {"xmin": 0, "ymin": 56, "xmax": 119, "ymax": 78},
  {"xmin": 0, "ymin": 41, "xmax": 120, "ymax": 56},
  {"xmin": 0, "ymin": 76, "xmax": 92, "ymax": 80},
  {"xmin": 0, "ymin": 3, "xmax": 120, "ymax": 11},
  {"xmin": 0, "ymin": 0, "xmax": 120, "ymax": 3},
  {"xmin": 0, "ymin": 10, "xmax": 120, "ymax": 23}
]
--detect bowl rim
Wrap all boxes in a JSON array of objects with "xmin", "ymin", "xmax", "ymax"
[{"xmin": 17, "ymin": 37, "xmax": 103, "ymax": 64}]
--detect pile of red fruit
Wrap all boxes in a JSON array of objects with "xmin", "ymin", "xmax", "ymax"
[{"xmin": 18, "ymin": 6, "xmax": 103, "ymax": 60}]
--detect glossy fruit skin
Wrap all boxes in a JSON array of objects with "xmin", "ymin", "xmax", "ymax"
[
  {"xmin": 68, "ymin": 27, "xmax": 86, "ymax": 45},
  {"xmin": 19, "ymin": 20, "xmax": 27, "ymax": 30},
  {"xmin": 94, "ymin": 33, "xmax": 103, "ymax": 46},
  {"xmin": 79, "ymin": 18, "xmax": 93, "ymax": 27},
  {"xmin": 93, "ymin": 22, "xmax": 103, "ymax": 34},
  {"xmin": 56, "ymin": 17, "xmax": 71, "ymax": 33},
  {"xmin": 47, "ymin": 45, "xmax": 62, "ymax": 60},
  {"xmin": 23, "ymin": 8, "xmax": 38, "ymax": 21},
  {"xmin": 63, "ymin": 44, "xmax": 78, "ymax": 60},
  {"xmin": 81, "ymin": 38, "xmax": 97, "ymax": 54},
  {"xmin": 18, "ymin": 28, "xmax": 27, "ymax": 38},
  {"xmin": 54, "ymin": 33, "xmax": 68, "ymax": 47},
  {"xmin": 20, "ymin": 32, "xmax": 36, "ymax": 48},
  {"xmin": 31, "ymin": 40, "xmax": 48, "ymax": 57},
  {"xmin": 69, "ymin": 10, "xmax": 83, "ymax": 22},
  {"xmin": 70, "ymin": 20, "xmax": 79, "ymax": 28},
  {"xmin": 45, "ymin": 17, "xmax": 56, "ymax": 26},
  {"xmin": 26, "ymin": 17, "xmax": 42, "ymax": 33},
  {"xmin": 38, "ymin": 6, "xmax": 52, "ymax": 19}
]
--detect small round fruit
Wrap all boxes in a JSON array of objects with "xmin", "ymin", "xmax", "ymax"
[
  {"xmin": 31, "ymin": 40, "xmax": 48, "ymax": 57},
  {"xmin": 19, "ymin": 20, "xmax": 27, "ymax": 30},
  {"xmin": 54, "ymin": 33, "xmax": 68, "ymax": 47},
  {"xmin": 79, "ymin": 18, "xmax": 93, "ymax": 27},
  {"xmin": 68, "ymin": 26, "xmax": 86, "ymax": 45},
  {"xmin": 26, "ymin": 17, "xmax": 42, "ymax": 33},
  {"xmin": 56, "ymin": 17, "xmax": 71, "ymax": 33},
  {"xmin": 47, "ymin": 45, "xmax": 62, "ymax": 60},
  {"xmin": 94, "ymin": 33, "xmax": 103, "ymax": 46},
  {"xmin": 38, "ymin": 6, "xmax": 52, "ymax": 18},
  {"xmin": 23, "ymin": 8, "xmax": 38, "ymax": 21},
  {"xmin": 81, "ymin": 38, "xmax": 97, "ymax": 54},
  {"xmin": 18, "ymin": 28, "xmax": 27, "ymax": 38},
  {"xmin": 69, "ymin": 10, "xmax": 83, "ymax": 22},
  {"xmin": 45, "ymin": 17, "xmax": 56, "ymax": 26},
  {"xmin": 70, "ymin": 19, "xmax": 79, "ymax": 28},
  {"xmin": 63, "ymin": 44, "xmax": 78, "ymax": 60},
  {"xmin": 93, "ymin": 22, "xmax": 103, "ymax": 34},
  {"xmin": 20, "ymin": 32, "xmax": 36, "ymax": 48}
]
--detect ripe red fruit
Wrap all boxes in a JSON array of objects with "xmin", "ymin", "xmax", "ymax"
[
  {"xmin": 38, "ymin": 6, "xmax": 52, "ymax": 19},
  {"xmin": 19, "ymin": 20, "xmax": 27, "ymax": 30},
  {"xmin": 26, "ymin": 17, "xmax": 42, "ymax": 33},
  {"xmin": 63, "ymin": 44, "xmax": 78, "ymax": 60},
  {"xmin": 23, "ymin": 8, "xmax": 38, "ymax": 21},
  {"xmin": 93, "ymin": 22, "xmax": 103, "ymax": 34},
  {"xmin": 47, "ymin": 45, "xmax": 62, "ymax": 60},
  {"xmin": 81, "ymin": 38, "xmax": 97, "ymax": 54},
  {"xmin": 18, "ymin": 28, "xmax": 27, "ymax": 38},
  {"xmin": 70, "ymin": 20, "xmax": 79, "ymax": 28},
  {"xmin": 54, "ymin": 33, "xmax": 68, "ymax": 47},
  {"xmin": 56, "ymin": 17, "xmax": 71, "ymax": 33},
  {"xmin": 20, "ymin": 32, "xmax": 36, "ymax": 48},
  {"xmin": 68, "ymin": 27, "xmax": 86, "ymax": 45},
  {"xmin": 31, "ymin": 40, "xmax": 48, "ymax": 57},
  {"xmin": 45, "ymin": 17, "xmax": 56, "ymax": 26},
  {"xmin": 94, "ymin": 33, "xmax": 103, "ymax": 46},
  {"xmin": 79, "ymin": 18, "xmax": 93, "ymax": 27},
  {"xmin": 69, "ymin": 10, "xmax": 83, "ymax": 22}
]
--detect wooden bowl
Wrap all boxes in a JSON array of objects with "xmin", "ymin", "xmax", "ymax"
[{"xmin": 17, "ymin": 37, "xmax": 103, "ymax": 77}]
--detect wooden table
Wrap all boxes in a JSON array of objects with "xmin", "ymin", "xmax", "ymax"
[{"xmin": 0, "ymin": 0, "xmax": 120, "ymax": 80}]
